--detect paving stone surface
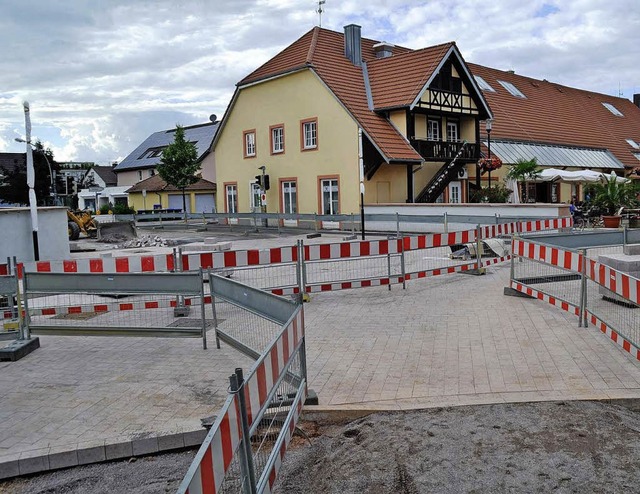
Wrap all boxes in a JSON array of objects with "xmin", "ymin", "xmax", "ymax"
[{"xmin": 2, "ymin": 229, "xmax": 640, "ymax": 477}]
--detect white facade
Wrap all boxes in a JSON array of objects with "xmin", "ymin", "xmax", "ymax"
[{"xmin": 78, "ymin": 186, "xmax": 130, "ymax": 211}]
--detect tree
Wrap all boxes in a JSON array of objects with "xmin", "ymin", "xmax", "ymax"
[
  {"xmin": 0, "ymin": 140, "xmax": 59, "ymax": 206},
  {"xmin": 505, "ymin": 158, "xmax": 541, "ymax": 203},
  {"xmin": 156, "ymin": 125, "xmax": 200, "ymax": 220}
]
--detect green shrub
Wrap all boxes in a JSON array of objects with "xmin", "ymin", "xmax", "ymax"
[
  {"xmin": 469, "ymin": 183, "xmax": 511, "ymax": 203},
  {"xmin": 99, "ymin": 203, "xmax": 112, "ymax": 214},
  {"xmin": 113, "ymin": 203, "xmax": 135, "ymax": 214}
]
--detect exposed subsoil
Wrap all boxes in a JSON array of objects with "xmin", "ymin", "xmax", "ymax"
[{"xmin": 3, "ymin": 401, "xmax": 640, "ymax": 493}]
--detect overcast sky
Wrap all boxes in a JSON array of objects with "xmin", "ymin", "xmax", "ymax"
[{"xmin": 1, "ymin": 0, "xmax": 639, "ymax": 165}]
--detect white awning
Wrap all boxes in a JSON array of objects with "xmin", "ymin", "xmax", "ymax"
[{"xmin": 536, "ymin": 168, "xmax": 628, "ymax": 183}]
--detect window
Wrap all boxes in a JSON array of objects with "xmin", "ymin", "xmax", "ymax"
[
  {"xmin": 148, "ymin": 169, "xmax": 155, "ymax": 177},
  {"xmin": 250, "ymin": 182, "xmax": 261, "ymax": 211},
  {"xmin": 225, "ymin": 184, "xmax": 238, "ymax": 213},
  {"xmin": 474, "ymin": 75, "xmax": 496, "ymax": 92},
  {"xmin": 320, "ymin": 178, "xmax": 339, "ymax": 215},
  {"xmin": 301, "ymin": 118, "xmax": 318, "ymax": 150},
  {"xmin": 602, "ymin": 102, "xmax": 623, "ymax": 117},
  {"xmin": 137, "ymin": 170, "xmax": 143, "ymax": 181},
  {"xmin": 498, "ymin": 80, "xmax": 526, "ymax": 98},
  {"xmin": 270, "ymin": 125, "xmax": 284, "ymax": 154},
  {"xmin": 138, "ymin": 147, "xmax": 165, "ymax": 159},
  {"xmin": 281, "ymin": 181, "xmax": 297, "ymax": 214},
  {"xmin": 243, "ymin": 130, "xmax": 256, "ymax": 158},
  {"xmin": 446, "ymin": 121, "xmax": 459, "ymax": 142},
  {"xmin": 634, "ymin": 153, "xmax": 640, "ymax": 162},
  {"xmin": 626, "ymin": 139, "xmax": 639, "ymax": 149},
  {"xmin": 448, "ymin": 182, "xmax": 461, "ymax": 203},
  {"xmin": 428, "ymin": 119, "xmax": 440, "ymax": 141}
]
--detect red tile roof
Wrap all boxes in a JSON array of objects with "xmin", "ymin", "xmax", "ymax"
[
  {"xmin": 367, "ymin": 42, "xmax": 454, "ymax": 109},
  {"xmin": 241, "ymin": 28, "xmax": 423, "ymax": 163},
  {"xmin": 469, "ymin": 63, "xmax": 640, "ymax": 169}
]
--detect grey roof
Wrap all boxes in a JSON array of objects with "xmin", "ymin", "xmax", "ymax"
[
  {"xmin": 488, "ymin": 140, "xmax": 625, "ymax": 170},
  {"xmin": 90, "ymin": 166, "xmax": 117, "ymax": 186},
  {"xmin": 114, "ymin": 122, "xmax": 219, "ymax": 172}
]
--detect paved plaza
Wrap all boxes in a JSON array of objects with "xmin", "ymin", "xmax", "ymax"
[{"xmin": 2, "ymin": 229, "xmax": 640, "ymax": 479}]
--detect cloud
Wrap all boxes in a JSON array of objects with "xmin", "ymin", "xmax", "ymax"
[{"xmin": 1, "ymin": 0, "xmax": 639, "ymax": 164}]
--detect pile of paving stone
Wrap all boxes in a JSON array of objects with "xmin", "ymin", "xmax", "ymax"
[{"xmin": 108, "ymin": 234, "xmax": 177, "ymax": 249}]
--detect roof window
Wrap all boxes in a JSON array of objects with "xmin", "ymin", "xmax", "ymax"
[
  {"xmin": 497, "ymin": 80, "xmax": 526, "ymax": 98},
  {"xmin": 602, "ymin": 102, "xmax": 623, "ymax": 116},
  {"xmin": 626, "ymin": 139, "xmax": 639, "ymax": 149},
  {"xmin": 474, "ymin": 75, "xmax": 495, "ymax": 92},
  {"xmin": 635, "ymin": 153, "xmax": 640, "ymax": 162}
]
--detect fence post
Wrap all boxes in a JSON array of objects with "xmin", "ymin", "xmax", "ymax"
[
  {"xmin": 400, "ymin": 234, "xmax": 406, "ymax": 289},
  {"xmin": 314, "ymin": 213, "xmax": 318, "ymax": 232},
  {"xmin": 230, "ymin": 370, "xmax": 257, "ymax": 494},
  {"xmin": 579, "ymin": 248, "xmax": 588, "ymax": 328},
  {"xmin": 277, "ymin": 212, "xmax": 281, "ymax": 235},
  {"xmin": 443, "ymin": 212, "xmax": 448, "ymax": 234},
  {"xmin": 22, "ymin": 273, "xmax": 31, "ymax": 341},
  {"xmin": 210, "ymin": 275, "xmax": 221, "ymax": 350},
  {"xmin": 199, "ymin": 268, "xmax": 207, "ymax": 350},
  {"xmin": 509, "ymin": 242, "xmax": 516, "ymax": 281},
  {"xmin": 387, "ymin": 237, "xmax": 392, "ymax": 292},
  {"xmin": 396, "ymin": 212, "xmax": 400, "ymax": 237},
  {"xmin": 476, "ymin": 225, "xmax": 483, "ymax": 271}
]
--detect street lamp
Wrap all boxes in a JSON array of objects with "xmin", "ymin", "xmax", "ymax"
[
  {"xmin": 486, "ymin": 119, "xmax": 493, "ymax": 189},
  {"xmin": 15, "ymin": 137, "xmax": 57, "ymax": 206},
  {"xmin": 19, "ymin": 102, "xmax": 39, "ymax": 260}
]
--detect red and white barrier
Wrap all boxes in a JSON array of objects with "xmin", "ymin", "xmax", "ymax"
[
  {"xmin": 180, "ymin": 307, "xmax": 305, "ymax": 494},
  {"xmin": 405, "ymin": 261, "xmax": 478, "ymax": 280},
  {"xmin": 512, "ymin": 238, "xmax": 582, "ymax": 272},
  {"xmin": 586, "ymin": 311, "xmax": 640, "ymax": 361},
  {"xmin": 305, "ymin": 276, "xmax": 403, "ymax": 293},
  {"xmin": 510, "ymin": 281, "xmax": 581, "ymax": 316},
  {"xmin": 587, "ymin": 259, "xmax": 640, "ymax": 305}
]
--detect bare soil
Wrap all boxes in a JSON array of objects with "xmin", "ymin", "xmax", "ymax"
[{"xmin": 3, "ymin": 401, "xmax": 640, "ymax": 493}]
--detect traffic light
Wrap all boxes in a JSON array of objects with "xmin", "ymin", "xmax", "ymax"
[
  {"xmin": 254, "ymin": 175, "xmax": 263, "ymax": 189},
  {"xmin": 254, "ymin": 174, "xmax": 270, "ymax": 190},
  {"xmin": 263, "ymin": 174, "xmax": 270, "ymax": 191}
]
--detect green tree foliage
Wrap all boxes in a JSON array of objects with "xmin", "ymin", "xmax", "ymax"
[
  {"xmin": 505, "ymin": 158, "xmax": 541, "ymax": 203},
  {"xmin": 469, "ymin": 182, "xmax": 511, "ymax": 203},
  {"xmin": 592, "ymin": 173, "xmax": 639, "ymax": 215},
  {"xmin": 0, "ymin": 141, "xmax": 59, "ymax": 206},
  {"xmin": 156, "ymin": 125, "xmax": 200, "ymax": 217}
]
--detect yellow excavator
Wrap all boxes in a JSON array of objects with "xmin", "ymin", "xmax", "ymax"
[{"xmin": 67, "ymin": 210, "xmax": 97, "ymax": 240}]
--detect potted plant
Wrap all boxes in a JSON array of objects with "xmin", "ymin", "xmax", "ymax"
[{"xmin": 592, "ymin": 173, "xmax": 639, "ymax": 228}]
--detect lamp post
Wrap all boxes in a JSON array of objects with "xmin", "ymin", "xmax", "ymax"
[
  {"xmin": 486, "ymin": 119, "xmax": 493, "ymax": 189},
  {"xmin": 19, "ymin": 102, "xmax": 40, "ymax": 260},
  {"xmin": 15, "ymin": 137, "xmax": 57, "ymax": 206}
]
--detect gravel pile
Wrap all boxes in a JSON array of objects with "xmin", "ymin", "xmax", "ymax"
[{"xmin": 105, "ymin": 234, "xmax": 177, "ymax": 248}]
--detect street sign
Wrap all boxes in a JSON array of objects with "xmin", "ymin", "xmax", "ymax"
[{"xmin": 261, "ymin": 193, "xmax": 267, "ymax": 206}]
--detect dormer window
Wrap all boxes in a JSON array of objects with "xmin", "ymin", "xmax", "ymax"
[
  {"xmin": 498, "ymin": 80, "xmax": 526, "ymax": 98},
  {"xmin": 474, "ymin": 75, "xmax": 496, "ymax": 92},
  {"xmin": 602, "ymin": 102, "xmax": 623, "ymax": 116}
]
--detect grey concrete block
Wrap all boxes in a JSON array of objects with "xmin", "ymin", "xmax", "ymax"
[
  {"xmin": 0, "ymin": 458, "xmax": 20, "ymax": 480},
  {"xmin": 132, "ymin": 437, "xmax": 159, "ymax": 456},
  {"xmin": 624, "ymin": 243, "xmax": 640, "ymax": 256},
  {"xmin": 19, "ymin": 453, "xmax": 49, "ymax": 476},
  {"xmin": 77, "ymin": 445, "xmax": 106, "ymax": 465},
  {"xmin": 183, "ymin": 429, "xmax": 207, "ymax": 447},
  {"xmin": 105, "ymin": 441, "xmax": 133, "ymax": 461},
  {"xmin": 48, "ymin": 449, "xmax": 78, "ymax": 470},
  {"xmin": 158, "ymin": 433, "xmax": 185, "ymax": 451}
]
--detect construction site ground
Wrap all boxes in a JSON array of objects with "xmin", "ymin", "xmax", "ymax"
[{"xmin": 2, "ymin": 222, "xmax": 640, "ymax": 492}]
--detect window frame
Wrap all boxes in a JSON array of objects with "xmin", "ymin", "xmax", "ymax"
[
  {"xmin": 270, "ymin": 124, "xmax": 285, "ymax": 155},
  {"xmin": 224, "ymin": 182, "xmax": 238, "ymax": 214},
  {"xmin": 300, "ymin": 117, "xmax": 319, "ymax": 151},
  {"xmin": 249, "ymin": 181, "xmax": 262, "ymax": 211},
  {"xmin": 446, "ymin": 120, "xmax": 459, "ymax": 142},
  {"xmin": 243, "ymin": 129, "xmax": 256, "ymax": 158},
  {"xmin": 279, "ymin": 178, "xmax": 298, "ymax": 215},
  {"xmin": 427, "ymin": 119, "xmax": 441, "ymax": 141},
  {"xmin": 317, "ymin": 175, "xmax": 340, "ymax": 216}
]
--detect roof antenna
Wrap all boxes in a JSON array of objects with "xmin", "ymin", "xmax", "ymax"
[
  {"xmin": 618, "ymin": 82, "xmax": 623, "ymax": 98},
  {"xmin": 316, "ymin": 0, "xmax": 325, "ymax": 27}
]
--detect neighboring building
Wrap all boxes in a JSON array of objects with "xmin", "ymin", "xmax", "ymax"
[
  {"xmin": 126, "ymin": 174, "xmax": 216, "ymax": 213},
  {"xmin": 57, "ymin": 162, "xmax": 93, "ymax": 206},
  {"xmin": 0, "ymin": 153, "xmax": 26, "ymax": 206},
  {"xmin": 470, "ymin": 64, "xmax": 640, "ymax": 202},
  {"xmin": 211, "ymin": 25, "xmax": 492, "ymax": 218},
  {"xmin": 77, "ymin": 165, "xmax": 130, "ymax": 211},
  {"xmin": 114, "ymin": 121, "xmax": 219, "ymax": 187}
]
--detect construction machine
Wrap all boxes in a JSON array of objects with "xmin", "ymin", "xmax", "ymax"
[{"xmin": 67, "ymin": 209, "xmax": 98, "ymax": 240}]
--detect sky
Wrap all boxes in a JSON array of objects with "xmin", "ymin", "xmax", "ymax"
[{"xmin": 1, "ymin": 0, "xmax": 639, "ymax": 165}]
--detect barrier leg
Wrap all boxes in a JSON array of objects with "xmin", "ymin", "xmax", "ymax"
[
  {"xmin": 199, "ymin": 268, "xmax": 207, "ymax": 350},
  {"xmin": 400, "ymin": 235, "xmax": 406, "ymax": 290},
  {"xmin": 230, "ymin": 370, "xmax": 257, "ymax": 494},
  {"xmin": 579, "ymin": 249, "xmax": 588, "ymax": 328}
]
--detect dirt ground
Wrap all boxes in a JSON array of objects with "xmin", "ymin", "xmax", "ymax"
[{"xmin": 3, "ymin": 400, "xmax": 640, "ymax": 493}]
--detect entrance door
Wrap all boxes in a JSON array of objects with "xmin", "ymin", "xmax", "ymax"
[{"xmin": 448, "ymin": 181, "xmax": 461, "ymax": 203}]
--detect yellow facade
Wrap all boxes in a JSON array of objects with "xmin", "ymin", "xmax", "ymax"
[
  {"xmin": 127, "ymin": 191, "xmax": 216, "ymax": 212},
  {"xmin": 213, "ymin": 70, "xmax": 360, "ymax": 214}
]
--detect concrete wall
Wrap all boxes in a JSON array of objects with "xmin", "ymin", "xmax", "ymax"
[
  {"xmin": 365, "ymin": 202, "xmax": 570, "ymax": 233},
  {"xmin": 0, "ymin": 207, "xmax": 70, "ymax": 262}
]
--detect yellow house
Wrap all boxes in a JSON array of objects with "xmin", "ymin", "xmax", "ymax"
[
  {"xmin": 126, "ymin": 175, "xmax": 217, "ymax": 213},
  {"xmin": 211, "ymin": 25, "xmax": 493, "ymax": 216}
]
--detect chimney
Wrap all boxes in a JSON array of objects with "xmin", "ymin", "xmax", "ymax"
[
  {"xmin": 634, "ymin": 93, "xmax": 640, "ymax": 109},
  {"xmin": 373, "ymin": 41, "xmax": 394, "ymax": 59},
  {"xmin": 344, "ymin": 24, "xmax": 362, "ymax": 66}
]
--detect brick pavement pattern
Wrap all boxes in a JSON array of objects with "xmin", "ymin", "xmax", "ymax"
[{"xmin": 2, "ymin": 232, "xmax": 640, "ymax": 479}]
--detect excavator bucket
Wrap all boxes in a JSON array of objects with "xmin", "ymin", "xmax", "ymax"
[{"xmin": 96, "ymin": 220, "xmax": 137, "ymax": 242}]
